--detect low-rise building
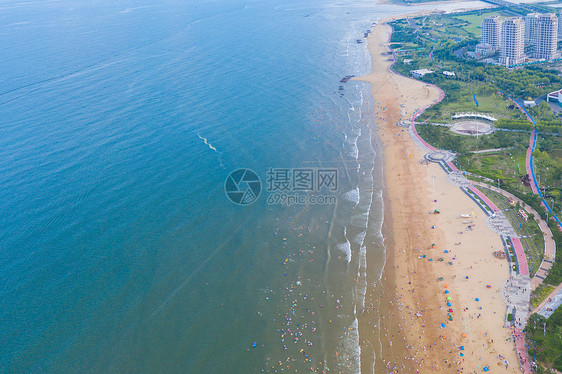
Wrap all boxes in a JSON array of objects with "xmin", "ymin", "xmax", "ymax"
[
  {"xmin": 547, "ymin": 89, "xmax": 562, "ymax": 105},
  {"xmin": 475, "ymin": 43, "xmax": 496, "ymax": 58},
  {"xmin": 410, "ymin": 69, "xmax": 434, "ymax": 78},
  {"xmin": 443, "ymin": 71, "xmax": 455, "ymax": 77}
]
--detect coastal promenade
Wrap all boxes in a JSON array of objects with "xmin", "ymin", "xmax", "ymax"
[
  {"xmin": 473, "ymin": 182, "xmax": 556, "ymax": 290},
  {"xmin": 387, "ymin": 33, "xmax": 534, "ymax": 372},
  {"xmin": 408, "ymin": 98, "xmax": 534, "ymax": 374},
  {"xmin": 412, "ymin": 96, "xmax": 557, "ymax": 289}
]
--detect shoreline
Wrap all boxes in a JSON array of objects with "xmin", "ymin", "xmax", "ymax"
[{"xmin": 358, "ymin": 15, "xmax": 521, "ymax": 373}]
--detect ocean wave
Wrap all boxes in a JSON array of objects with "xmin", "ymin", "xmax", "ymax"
[
  {"xmin": 347, "ymin": 142, "xmax": 359, "ymax": 159},
  {"xmin": 357, "ymin": 245, "xmax": 367, "ymax": 310},
  {"xmin": 342, "ymin": 187, "xmax": 359, "ymax": 205},
  {"xmin": 336, "ymin": 241, "xmax": 351, "ymax": 263},
  {"xmin": 336, "ymin": 317, "xmax": 361, "ymax": 374},
  {"xmin": 353, "ymin": 230, "xmax": 366, "ymax": 246}
]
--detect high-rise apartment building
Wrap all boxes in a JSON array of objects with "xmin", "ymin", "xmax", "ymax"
[
  {"xmin": 534, "ymin": 13, "xmax": 558, "ymax": 60},
  {"xmin": 500, "ymin": 17, "xmax": 525, "ymax": 66},
  {"xmin": 525, "ymin": 13, "xmax": 539, "ymax": 45},
  {"xmin": 481, "ymin": 16, "xmax": 502, "ymax": 50}
]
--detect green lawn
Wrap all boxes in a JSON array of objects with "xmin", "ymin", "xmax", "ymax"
[
  {"xmin": 533, "ymin": 134, "xmax": 562, "ymax": 214},
  {"xmin": 421, "ymin": 12, "xmax": 502, "ymax": 40},
  {"xmin": 419, "ymin": 90, "xmax": 525, "ymax": 124},
  {"xmin": 462, "ymin": 150, "xmax": 531, "ymax": 195},
  {"xmin": 531, "ymin": 284, "xmax": 556, "ymax": 308},
  {"xmin": 455, "ymin": 11, "xmax": 504, "ymax": 37},
  {"xmin": 436, "ymin": 93, "xmax": 518, "ymax": 120}
]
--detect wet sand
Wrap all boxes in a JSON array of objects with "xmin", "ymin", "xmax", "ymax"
[{"xmin": 357, "ymin": 19, "xmax": 520, "ymax": 373}]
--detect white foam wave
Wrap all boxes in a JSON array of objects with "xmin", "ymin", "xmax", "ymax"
[
  {"xmin": 357, "ymin": 245, "xmax": 367, "ymax": 311},
  {"xmin": 353, "ymin": 230, "xmax": 366, "ymax": 246},
  {"xmin": 336, "ymin": 317, "xmax": 361, "ymax": 374},
  {"xmin": 336, "ymin": 241, "xmax": 351, "ymax": 263},
  {"xmin": 197, "ymin": 133, "xmax": 225, "ymax": 168},
  {"xmin": 347, "ymin": 142, "xmax": 359, "ymax": 159},
  {"xmin": 197, "ymin": 133, "xmax": 220, "ymax": 153},
  {"xmin": 342, "ymin": 187, "xmax": 359, "ymax": 205}
]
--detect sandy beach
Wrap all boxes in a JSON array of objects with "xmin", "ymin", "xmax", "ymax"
[{"xmin": 357, "ymin": 19, "xmax": 521, "ymax": 373}]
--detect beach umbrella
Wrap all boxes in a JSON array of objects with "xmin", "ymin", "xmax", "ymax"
[
  {"xmin": 444, "ymin": 284, "xmax": 448, "ymax": 288},
  {"xmin": 444, "ymin": 250, "xmax": 449, "ymax": 253},
  {"xmin": 445, "ymin": 290, "xmax": 449, "ymax": 294},
  {"xmin": 440, "ymin": 323, "xmax": 445, "ymax": 328},
  {"xmin": 447, "ymin": 302, "xmax": 451, "ymax": 306},
  {"xmin": 486, "ymin": 285, "xmax": 491, "ymax": 289},
  {"xmin": 462, "ymin": 333, "xmax": 467, "ymax": 338},
  {"xmin": 460, "ymin": 353, "xmax": 464, "ymax": 357},
  {"xmin": 483, "ymin": 367, "xmax": 489, "ymax": 372},
  {"xmin": 475, "ymin": 298, "xmax": 479, "ymax": 302},
  {"xmin": 460, "ymin": 346, "xmax": 464, "ymax": 350},
  {"xmin": 447, "ymin": 296, "xmax": 452, "ymax": 301}
]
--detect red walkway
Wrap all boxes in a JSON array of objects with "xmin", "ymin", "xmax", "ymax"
[
  {"xmin": 467, "ymin": 186, "xmax": 499, "ymax": 213},
  {"xmin": 510, "ymin": 237, "xmax": 530, "ymax": 276},
  {"xmin": 514, "ymin": 328, "xmax": 532, "ymax": 374}
]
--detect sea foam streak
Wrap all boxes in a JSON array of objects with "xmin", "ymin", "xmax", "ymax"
[
  {"xmin": 336, "ymin": 241, "xmax": 352, "ymax": 263},
  {"xmin": 342, "ymin": 187, "xmax": 360, "ymax": 205}
]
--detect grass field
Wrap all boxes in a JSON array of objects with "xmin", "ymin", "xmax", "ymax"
[
  {"xmin": 455, "ymin": 12, "xmax": 503, "ymax": 37},
  {"xmin": 463, "ymin": 150, "xmax": 530, "ymax": 194},
  {"xmin": 441, "ymin": 93, "xmax": 515, "ymax": 118},
  {"xmin": 422, "ymin": 93, "xmax": 521, "ymax": 122}
]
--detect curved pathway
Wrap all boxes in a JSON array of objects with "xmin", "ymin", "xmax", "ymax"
[
  {"xmin": 473, "ymin": 182, "xmax": 556, "ymax": 290},
  {"xmin": 507, "ymin": 97, "xmax": 562, "ymax": 229}
]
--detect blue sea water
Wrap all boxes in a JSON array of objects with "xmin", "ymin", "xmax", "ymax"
[{"xmin": 0, "ymin": 0, "xmax": 487, "ymax": 372}]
